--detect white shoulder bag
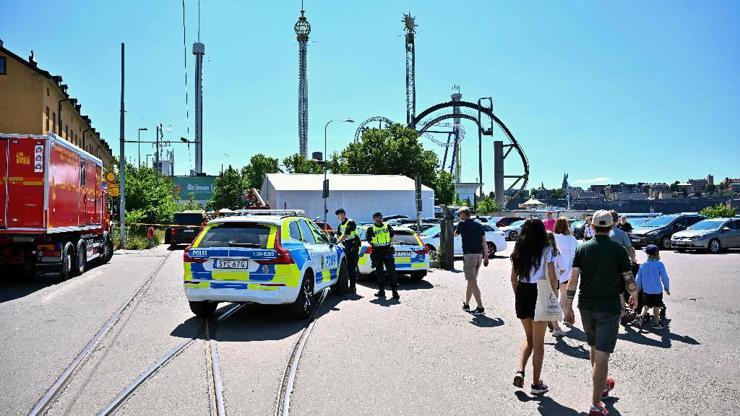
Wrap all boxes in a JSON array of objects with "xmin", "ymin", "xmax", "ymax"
[{"xmin": 534, "ymin": 261, "xmax": 562, "ymax": 322}]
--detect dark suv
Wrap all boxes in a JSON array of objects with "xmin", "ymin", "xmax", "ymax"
[
  {"xmin": 628, "ymin": 213, "xmax": 704, "ymax": 249},
  {"xmin": 165, "ymin": 211, "xmax": 206, "ymax": 246}
]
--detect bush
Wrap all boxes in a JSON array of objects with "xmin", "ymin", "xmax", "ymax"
[
  {"xmin": 476, "ymin": 196, "xmax": 501, "ymax": 214},
  {"xmin": 699, "ymin": 203, "xmax": 737, "ymax": 219}
]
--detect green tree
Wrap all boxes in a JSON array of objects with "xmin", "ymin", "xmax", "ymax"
[
  {"xmin": 669, "ymin": 181, "xmax": 680, "ymax": 193},
  {"xmin": 699, "ymin": 203, "xmax": 736, "ymax": 219},
  {"xmin": 209, "ymin": 166, "xmax": 244, "ymax": 210},
  {"xmin": 704, "ymin": 184, "xmax": 717, "ymax": 194},
  {"xmin": 179, "ymin": 192, "xmax": 202, "ymax": 210},
  {"xmin": 241, "ymin": 154, "xmax": 280, "ymax": 190},
  {"xmin": 123, "ymin": 164, "xmax": 178, "ymax": 224},
  {"xmin": 338, "ymin": 124, "xmax": 439, "ymax": 186},
  {"xmin": 432, "ymin": 171, "xmax": 455, "ymax": 205},
  {"xmin": 476, "ymin": 196, "xmax": 501, "ymax": 214},
  {"xmin": 282, "ymin": 153, "xmax": 323, "ymax": 174},
  {"xmin": 550, "ymin": 188, "xmax": 566, "ymax": 199}
]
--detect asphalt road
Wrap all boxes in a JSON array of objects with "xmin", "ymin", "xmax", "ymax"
[{"xmin": 1, "ymin": 244, "xmax": 737, "ymax": 415}]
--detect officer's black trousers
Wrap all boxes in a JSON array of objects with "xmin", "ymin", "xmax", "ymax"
[
  {"xmin": 343, "ymin": 241, "xmax": 359, "ymax": 287},
  {"xmin": 371, "ymin": 248, "xmax": 397, "ymax": 290}
]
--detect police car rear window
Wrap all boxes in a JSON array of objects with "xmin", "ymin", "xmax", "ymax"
[
  {"xmin": 197, "ymin": 223, "xmax": 271, "ymax": 248},
  {"xmin": 392, "ymin": 231, "xmax": 419, "ymax": 245}
]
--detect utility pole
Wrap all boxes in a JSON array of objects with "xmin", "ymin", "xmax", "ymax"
[
  {"xmin": 119, "ymin": 43, "xmax": 126, "ymax": 246},
  {"xmin": 155, "ymin": 124, "xmax": 161, "ymax": 175}
]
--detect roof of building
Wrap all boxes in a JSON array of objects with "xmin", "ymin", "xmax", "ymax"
[{"xmin": 265, "ymin": 174, "xmax": 434, "ymax": 192}]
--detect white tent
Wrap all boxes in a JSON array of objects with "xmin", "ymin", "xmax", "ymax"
[
  {"xmin": 261, "ymin": 174, "xmax": 435, "ymax": 223},
  {"xmin": 520, "ymin": 197, "xmax": 546, "ymax": 209}
]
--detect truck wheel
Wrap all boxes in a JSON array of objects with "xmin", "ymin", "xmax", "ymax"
[
  {"xmin": 290, "ymin": 272, "xmax": 314, "ymax": 319},
  {"xmin": 75, "ymin": 241, "xmax": 87, "ymax": 275},
  {"xmin": 410, "ymin": 271, "xmax": 427, "ymax": 281},
  {"xmin": 189, "ymin": 301, "xmax": 218, "ymax": 318},
  {"xmin": 331, "ymin": 260, "xmax": 349, "ymax": 295},
  {"xmin": 102, "ymin": 238, "xmax": 114, "ymax": 263},
  {"xmin": 60, "ymin": 242, "xmax": 74, "ymax": 280}
]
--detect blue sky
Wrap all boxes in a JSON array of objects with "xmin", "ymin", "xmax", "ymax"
[{"xmin": 2, "ymin": 0, "xmax": 739, "ymax": 190}]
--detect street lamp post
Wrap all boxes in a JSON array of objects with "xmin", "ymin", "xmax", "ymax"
[
  {"xmin": 137, "ymin": 128, "xmax": 148, "ymax": 166},
  {"xmin": 323, "ymin": 118, "xmax": 354, "ymax": 226}
]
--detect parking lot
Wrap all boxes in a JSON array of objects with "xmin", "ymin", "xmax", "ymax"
[{"xmin": 1, "ymin": 244, "xmax": 738, "ymax": 415}]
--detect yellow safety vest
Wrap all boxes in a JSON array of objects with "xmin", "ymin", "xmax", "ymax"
[
  {"xmin": 370, "ymin": 223, "xmax": 391, "ymax": 247},
  {"xmin": 339, "ymin": 219, "xmax": 358, "ymax": 241}
]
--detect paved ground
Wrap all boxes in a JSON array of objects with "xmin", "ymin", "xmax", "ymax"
[{"xmin": 1, "ymin": 244, "xmax": 738, "ymax": 415}]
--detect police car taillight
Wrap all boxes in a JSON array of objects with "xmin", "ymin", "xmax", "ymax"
[
  {"xmin": 365, "ymin": 246, "xmax": 373, "ymax": 255},
  {"xmin": 256, "ymin": 229, "xmax": 294, "ymax": 265},
  {"xmin": 183, "ymin": 246, "xmax": 206, "ymax": 263},
  {"xmin": 415, "ymin": 246, "xmax": 429, "ymax": 255}
]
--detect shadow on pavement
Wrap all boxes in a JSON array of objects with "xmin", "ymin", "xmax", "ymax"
[
  {"xmin": 369, "ymin": 297, "xmax": 401, "ymax": 307},
  {"xmin": 514, "ymin": 391, "xmax": 581, "ymax": 415},
  {"xmin": 356, "ymin": 276, "xmax": 434, "ymax": 291},
  {"xmin": 618, "ymin": 323, "xmax": 700, "ymax": 349},
  {"xmin": 551, "ymin": 337, "xmax": 590, "ymax": 360},
  {"xmin": 470, "ymin": 315, "xmax": 504, "ymax": 328},
  {"xmin": 0, "ymin": 280, "xmax": 47, "ymax": 303}
]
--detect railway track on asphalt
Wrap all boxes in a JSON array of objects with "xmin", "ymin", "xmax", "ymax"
[
  {"xmin": 27, "ymin": 251, "xmax": 174, "ymax": 416},
  {"xmin": 274, "ymin": 289, "xmax": 329, "ymax": 416}
]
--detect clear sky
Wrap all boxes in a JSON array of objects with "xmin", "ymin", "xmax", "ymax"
[{"xmin": 2, "ymin": 0, "xmax": 739, "ymax": 191}]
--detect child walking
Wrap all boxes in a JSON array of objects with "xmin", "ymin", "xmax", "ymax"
[{"xmin": 635, "ymin": 245, "xmax": 670, "ymax": 330}]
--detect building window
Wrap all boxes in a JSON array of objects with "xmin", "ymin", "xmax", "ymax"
[
  {"xmin": 65, "ymin": 125, "xmax": 68, "ymax": 139},
  {"xmin": 52, "ymin": 112, "xmax": 56, "ymax": 132},
  {"xmin": 0, "ymin": 57, "xmax": 6, "ymax": 75},
  {"xmin": 46, "ymin": 107, "xmax": 50, "ymax": 132}
]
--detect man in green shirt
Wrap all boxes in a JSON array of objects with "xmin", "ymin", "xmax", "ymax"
[{"xmin": 563, "ymin": 210, "xmax": 638, "ymax": 416}]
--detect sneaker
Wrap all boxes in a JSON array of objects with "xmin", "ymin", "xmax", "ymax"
[
  {"xmin": 552, "ymin": 328, "xmax": 567, "ymax": 337},
  {"xmin": 634, "ymin": 316, "xmax": 643, "ymax": 327},
  {"xmin": 530, "ymin": 380, "xmax": 548, "ymax": 396},
  {"xmin": 472, "ymin": 307, "xmax": 485, "ymax": 316},
  {"xmin": 601, "ymin": 377, "xmax": 615, "ymax": 398},
  {"xmin": 374, "ymin": 290, "xmax": 386, "ymax": 298},
  {"xmin": 547, "ymin": 322, "xmax": 554, "ymax": 331},
  {"xmin": 513, "ymin": 371, "xmax": 525, "ymax": 388},
  {"xmin": 652, "ymin": 323, "xmax": 665, "ymax": 330},
  {"xmin": 391, "ymin": 289, "xmax": 400, "ymax": 299},
  {"xmin": 463, "ymin": 302, "xmax": 471, "ymax": 312},
  {"xmin": 589, "ymin": 404, "xmax": 609, "ymax": 416}
]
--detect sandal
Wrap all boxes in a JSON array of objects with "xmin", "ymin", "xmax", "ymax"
[{"xmin": 513, "ymin": 370, "xmax": 525, "ymax": 388}]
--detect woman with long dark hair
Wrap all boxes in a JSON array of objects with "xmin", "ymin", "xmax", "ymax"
[{"xmin": 510, "ymin": 218, "xmax": 559, "ymax": 396}]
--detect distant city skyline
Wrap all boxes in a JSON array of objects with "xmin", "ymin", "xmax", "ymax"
[{"xmin": 2, "ymin": 1, "xmax": 739, "ymax": 190}]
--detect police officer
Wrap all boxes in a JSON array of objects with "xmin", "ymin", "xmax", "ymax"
[
  {"xmin": 335, "ymin": 208, "xmax": 359, "ymax": 293},
  {"xmin": 365, "ymin": 212, "xmax": 399, "ymax": 299}
]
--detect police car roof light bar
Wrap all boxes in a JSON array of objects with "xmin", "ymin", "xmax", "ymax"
[{"xmin": 234, "ymin": 209, "xmax": 306, "ymax": 218}]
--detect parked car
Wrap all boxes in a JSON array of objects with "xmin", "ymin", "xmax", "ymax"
[
  {"xmin": 494, "ymin": 216, "xmax": 525, "ymax": 228},
  {"xmin": 628, "ymin": 213, "xmax": 705, "ymax": 249},
  {"xmin": 420, "ymin": 223, "xmax": 507, "ymax": 258},
  {"xmin": 500, "ymin": 219, "xmax": 526, "ymax": 241},
  {"xmin": 356, "ymin": 226, "xmax": 430, "ymax": 280},
  {"xmin": 166, "ymin": 211, "xmax": 206, "ymax": 246},
  {"xmin": 182, "ymin": 211, "xmax": 347, "ymax": 318},
  {"xmin": 621, "ymin": 213, "xmax": 662, "ymax": 229},
  {"xmin": 670, "ymin": 217, "xmax": 740, "ymax": 253}
]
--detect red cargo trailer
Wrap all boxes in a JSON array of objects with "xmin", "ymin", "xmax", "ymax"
[{"xmin": 0, "ymin": 133, "xmax": 113, "ymax": 281}]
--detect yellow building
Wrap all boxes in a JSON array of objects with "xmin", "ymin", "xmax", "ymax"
[{"xmin": 0, "ymin": 40, "xmax": 114, "ymax": 168}]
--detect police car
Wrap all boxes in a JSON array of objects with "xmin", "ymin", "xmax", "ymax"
[
  {"xmin": 183, "ymin": 210, "xmax": 348, "ymax": 318},
  {"xmin": 356, "ymin": 226, "xmax": 430, "ymax": 280}
]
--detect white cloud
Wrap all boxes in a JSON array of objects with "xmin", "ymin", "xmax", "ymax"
[{"xmin": 573, "ymin": 177, "xmax": 612, "ymax": 185}]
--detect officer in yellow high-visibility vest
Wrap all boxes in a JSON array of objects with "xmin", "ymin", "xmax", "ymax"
[
  {"xmin": 335, "ymin": 208, "xmax": 359, "ymax": 293},
  {"xmin": 365, "ymin": 211, "xmax": 399, "ymax": 299}
]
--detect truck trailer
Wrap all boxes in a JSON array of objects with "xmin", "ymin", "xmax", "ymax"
[{"xmin": 0, "ymin": 133, "xmax": 113, "ymax": 281}]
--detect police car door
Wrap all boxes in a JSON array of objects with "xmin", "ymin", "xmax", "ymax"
[
  {"xmin": 297, "ymin": 219, "xmax": 327, "ymax": 292},
  {"xmin": 307, "ymin": 219, "xmax": 338, "ymax": 291}
]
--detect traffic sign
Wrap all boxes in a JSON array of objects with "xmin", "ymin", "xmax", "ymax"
[
  {"xmin": 108, "ymin": 184, "xmax": 120, "ymax": 197},
  {"xmin": 105, "ymin": 171, "xmax": 116, "ymax": 183}
]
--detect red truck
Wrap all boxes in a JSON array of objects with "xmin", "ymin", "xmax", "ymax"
[{"xmin": 0, "ymin": 133, "xmax": 113, "ymax": 281}]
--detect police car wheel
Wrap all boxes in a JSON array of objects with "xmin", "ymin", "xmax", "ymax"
[
  {"xmin": 331, "ymin": 260, "xmax": 349, "ymax": 294},
  {"xmin": 189, "ymin": 301, "xmax": 218, "ymax": 318},
  {"xmin": 290, "ymin": 273, "xmax": 314, "ymax": 319}
]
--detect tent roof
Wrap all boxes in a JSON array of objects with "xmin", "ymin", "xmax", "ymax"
[
  {"xmin": 521, "ymin": 197, "xmax": 545, "ymax": 206},
  {"xmin": 264, "ymin": 174, "xmax": 434, "ymax": 192}
]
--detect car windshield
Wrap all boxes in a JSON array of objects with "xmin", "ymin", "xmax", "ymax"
[
  {"xmin": 197, "ymin": 223, "xmax": 271, "ymax": 248},
  {"xmin": 688, "ymin": 220, "xmax": 725, "ymax": 231},
  {"xmin": 571, "ymin": 220, "xmax": 585, "ymax": 227},
  {"xmin": 421, "ymin": 224, "xmax": 440, "ymax": 237},
  {"xmin": 639, "ymin": 215, "xmax": 678, "ymax": 228},
  {"xmin": 174, "ymin": 213, "xmax": 204, "ymax": 225},
  {"xmin": 626, "ymin": 217, "xmax": 651, "ymax": 226},
  {"xmin": 509, "ymin": 220, "xmax": 525, "ymax": 228},
  {"xmin": 393, "ymin": 231, "xmax": 420, "ymax": 245}
]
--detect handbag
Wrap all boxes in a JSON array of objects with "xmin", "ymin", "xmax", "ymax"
[{"xmin": 534, "ymin": 264, "xmax": 562, "ymax": 322}]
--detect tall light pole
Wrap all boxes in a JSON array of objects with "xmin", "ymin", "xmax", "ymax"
[
  {"xmin": 323, "ymin": 118, "xmax": 354, "ymax": 226},
  {"xmin": 137, "ymin": 127, "xmax": 148, "ymax": 167}
]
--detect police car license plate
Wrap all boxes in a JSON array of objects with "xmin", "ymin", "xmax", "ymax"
[
  {"xmin": 184, "ymin": 229, "xmax": 195, "ymax": 233},
  {"xmin": 395, "ymin": 251, "xmax": 413, "ymax": 257},
  {"xmin": 215, "ymin": 260, "xmax": 249, "ymax": 269}
]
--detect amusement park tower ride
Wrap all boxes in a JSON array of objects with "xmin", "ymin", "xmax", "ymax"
[{"xmin": 295, "ymin": 3, "xmax": 311, "ymax": 158}]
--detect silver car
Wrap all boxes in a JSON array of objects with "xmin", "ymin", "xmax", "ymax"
[
  {"xmin": 670, "ymin": 217, "xmax": 740, "ymax": 253},
  {"xmin": 500, "ymin": 219, "xmax": 526, "ymax": 241}
]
